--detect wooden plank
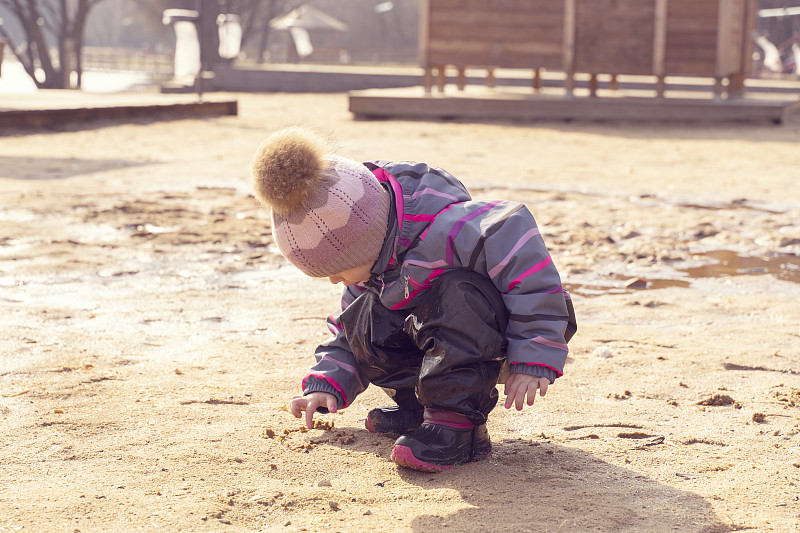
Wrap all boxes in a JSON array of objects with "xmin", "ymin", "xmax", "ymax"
[
  {"xmin": 564, "ymin": 0, "xmax": 576, "ymax": 94},
  {"xmin": 653, "ymin": 0, "xmax": 668, "ymax": 77},
  {"xmin": 663, "ymin": 61, "xmax": 718, "ymax": 75},
  {"xmin": 663, "ymin": 0, "xmax": 722, "ymax": 77},
  {"xmin": 574, "ymin": 0, "xmax": 656, "ymax": 74},
  {"xmin": 739, "ymin": 0, "xmax": 758, "ymax": 79},
  {"xmin": 430, "ymin": 0, "xmax": 556, "ymax": 10},
  {"xmin": 719, "ymin": 0, "xmax": 746, "ymax": 75},
  {"xmin": 430, "ymin": 7, "xmax": 563, "ymax": 20},
  {"xmin": 715, "ymin": 0, "xmax": 731, "ymax": 76},
  {"xmin": 430, "ymin": 11, "xmax": 556, "ymax": 26},
  {"xmin": 348, "ymin": 89, "xmax": 790, "ymax": 124},
  {"xmin": 666, "ymin": 43, "xmax": 718, "ymax": 56},
  {"xmin": 419, "ymin": 0, "xmax": 431, "ymax": 68},
  {"xmin": 0, "ymin": 100, "xmax": 238, "ymax": 129},
  {"xmin": 428, "ymin": 52, "xmax": 563, "ymax": 69},
  {"xmin": 665, "ymin": 31, "xmax": 718, "ymax": 47},
  {"xmin": 429, "ymin": 25, "xmax": 563, "ymax": 43},
  {"xmin": 667, "ymin": 1, "xmax": 719, "ymax": 18},
  {"xmin": 429, "ymin": 39, "xmax": 563, "ymax": 56}
]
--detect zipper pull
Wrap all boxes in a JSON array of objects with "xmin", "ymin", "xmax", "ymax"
[
  {"xmin": 404, "ymin": 274, "xmax": 410, "ymax": 299},
  {"xmin": 378, "ymin": 273, "xmax": 385, "ymax": 298}
]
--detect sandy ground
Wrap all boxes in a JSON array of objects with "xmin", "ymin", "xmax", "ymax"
[{"xmin": 1, "ymin": 92, "xmax": 800, "ymax": 532}]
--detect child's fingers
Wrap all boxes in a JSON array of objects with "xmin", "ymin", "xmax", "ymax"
[
  {"xmin": 526, "ymin": 383, "xmax": 538, "ymax": 406},
  {"xmin": 326, "ymin": 396, "xmax": 338, "ymax": 413},
  {"xmin": 515, "ymin": 384, "xmax": 530, "ymax": 410},
  {"xmin": 539, "ymin": 380, "xmax": 549, "ymax": 396},
  {"xmin": 289, "ymin": 397, "xmax": 303, "ymax": 418},
  {"xmin": 504, "ymin": 381, "xmax": 519, "ymax": 409},
  {"xmin": 305, "ymin": 402, "xmax": 316, "ymax": 429},
  {"xmin": 515, "ymin": 392, "xmax": 526, "ymax": 411}
]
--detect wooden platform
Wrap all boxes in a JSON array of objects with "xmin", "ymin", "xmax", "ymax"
[
  {"xmin": 349, "ymin": 85, "xmax": 800, "ymax": 124},
  {"xmin": 0, "ymin": 91, "xmax": 238, "ymax": 130}
]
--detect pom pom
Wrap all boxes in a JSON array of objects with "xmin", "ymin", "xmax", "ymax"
[{"xmin": 251, "ymin": 127, "xmax": 330, "ymax": 213}]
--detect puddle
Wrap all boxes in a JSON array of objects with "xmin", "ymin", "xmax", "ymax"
[
  {"xmin": 682, "ymin": 250, "xmax": 800, "ymax": 284},
  {"xmin": 567, "ymin": 250, "xmax": 800, "ymax": 297}
]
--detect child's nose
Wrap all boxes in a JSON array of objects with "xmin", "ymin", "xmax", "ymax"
[{"xmin": 329, "ymin": 276, "xmax": 340, "ymax": 285}]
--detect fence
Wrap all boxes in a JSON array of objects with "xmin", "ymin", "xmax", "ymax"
[{"xmin": 81, "ymin": 47, "xmax": 174, "ymax": 81}]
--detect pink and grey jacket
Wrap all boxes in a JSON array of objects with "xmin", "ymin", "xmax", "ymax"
[{"xmin": 303, "ymin": 161, "xmax": 576, "ymax": 408}]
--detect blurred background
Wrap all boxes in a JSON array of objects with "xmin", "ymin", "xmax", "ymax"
[{"xmin": 0, "ymin": 0, "xmax": 798, "ymax": 93}]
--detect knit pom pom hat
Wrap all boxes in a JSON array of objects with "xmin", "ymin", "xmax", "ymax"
[{"xmin": 251, "ymin": 127, "xmax": 390, "ymax": 278}]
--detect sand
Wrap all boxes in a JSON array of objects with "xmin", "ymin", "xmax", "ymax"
[{"xmin": 1, "ymin": 92, "xmax": 800, "ymax": 532}]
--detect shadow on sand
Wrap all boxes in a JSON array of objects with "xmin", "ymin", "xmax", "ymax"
[
  {"xmin": 0, "ymin": 155, "xmax": 153, "ymax": 180},
  {"xmin": 391, "ymin": 437, "xmax": 734, "ymax": 533}
]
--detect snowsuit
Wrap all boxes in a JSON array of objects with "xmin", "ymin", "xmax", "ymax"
[{"xmin": 302, "ymin": 161, "xmax": 577, "ymax": 424}]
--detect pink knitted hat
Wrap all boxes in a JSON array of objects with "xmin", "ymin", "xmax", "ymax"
[{"xmin": 251, "ymin": 127, "xmax": 390, "ymax": 278}]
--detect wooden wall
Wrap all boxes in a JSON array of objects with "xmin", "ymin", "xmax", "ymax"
[
  {"xmin": 424, "ymin": 0, "xmax": 564, "ymax": 70},
  {"xmin": 419, "ymin": 0, "xmax": 758, "ymax": 96},
  {"xmin": 573, "ymin": 0, "xmax": 656, "ymax": 75},
  {"xmin": 664, "ymin": 0, "xmax": 720, "ymax": 75}
]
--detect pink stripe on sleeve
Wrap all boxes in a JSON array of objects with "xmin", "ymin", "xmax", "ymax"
[
  {"xmin": 409, "ymin": 187, "xmax": 460, "ymax": 201},
  {"xmin": 420, "ymin": 204, "xmax": 456, "ymax": 241},
  {"xmin": 389, "ymin": 268, "xmax": 447, "ymax": 310},
  {"xmin": 319, "ymin": 354, "xmax": 365, "ymax": 390},
  {"xmin": 446, "ymin": 201, "xmax": 501, "ymax": 265},
  {"xmin": 487, "ymin": 227, "xmax": 541, "ymax": 279},
  {"xmin": 507, "ymin": 255, "xmax": 553, "ymax": 291},
  {"xmin": 405, "ymin": 213, "xmax": 437, "ymax": 222},
  {"xmin": 531, "ymin": 336, "xmax": 569, "ymax": 351}
]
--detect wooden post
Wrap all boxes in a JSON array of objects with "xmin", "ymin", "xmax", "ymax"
[
  {"xmin": 436, "ymin": 66, "xmax": 446, "ymax": 92},
  {"xmin": 715, "ymin": 0, "xmax": 732, "ymax": 98},
  {"xmin": 730, "ymin": 0, "xmax": 758, "ymax": 97},
  {"xmin": 423, "ymin": 67, "xmax": 433, "ymax": 94},
  {"xmin": 456, "ymin": 67, "xmax": 466, "ymax": 91},
  {"xmin": 563, "ymin": 0, "xmax": 576, "ymax": 97},
  {"xmin": 713, "ymin": 76, "xmax": 724, "ymax": 100},
  {"xmin": 656, "ymin": 76, "xmax": 666, "ymax": 97},
  {"xmin": 609, "ymin": 74, "xmax": 618, "ymax": 91},
  {"xmin": 419, "ymin": 0, "xmax": 431, "ymax": 92},
  {"xmin": 533, "ymin": 68, "xmax": 542, "ymax": 92},
  {"xmin": 486, "ymin": 68, "xmax": 495, "ymax": 88},
  {"xmin": 588, "ymin": 74, "xmax": 598, "ymax": 97},
  {"xmin": 653, "ymin": 0, "xmax": 668, "ymax": 97}
]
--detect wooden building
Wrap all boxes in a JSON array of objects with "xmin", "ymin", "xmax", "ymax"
[{"xmin": 419, "ymin": 0, "xmax": 758, "ymax": 98}]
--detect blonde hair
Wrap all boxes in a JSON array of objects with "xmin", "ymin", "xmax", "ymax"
[{"xmin": 251, "ymin": 127, "xmax": 333, "ymax": 214}]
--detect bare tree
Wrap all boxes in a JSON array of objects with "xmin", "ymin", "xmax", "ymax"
[{"xmin": 0, "ymin": 0, "xmax": 105, "ymax": 88}]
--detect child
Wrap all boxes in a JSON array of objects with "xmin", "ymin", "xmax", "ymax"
[{"xmin": 251, "ymin": 127, "xmax": 576, "ymax": 472}]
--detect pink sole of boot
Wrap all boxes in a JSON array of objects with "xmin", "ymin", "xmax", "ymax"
[{"xmin": 390, "ymin": 445, "xmax": 453, "ymax": 472}]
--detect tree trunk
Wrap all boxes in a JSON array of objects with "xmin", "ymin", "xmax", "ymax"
[
  {"xmin": 1, "ymin": 0, "xmax": 100, "ymax": 89},
  {"xmin": 27, "ymin": 0, "xmax": 61, "ymax": 87},
  {"xmin": 72, "ymin": 0, "xmax": 91, "ymax": 89}
]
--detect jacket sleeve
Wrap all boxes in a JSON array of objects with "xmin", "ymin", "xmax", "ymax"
[
  {"xmin": 447, "ymin": 201, "xmax": 574, "ymax": 382},
  {"xmin": 302, "ymin": 284, "xmax": 369, "ymax": 408}
]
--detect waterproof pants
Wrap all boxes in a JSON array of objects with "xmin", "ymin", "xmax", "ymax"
[{"xmin": 338, "ymin": 270, "xmax": 508, "ymax": 425}]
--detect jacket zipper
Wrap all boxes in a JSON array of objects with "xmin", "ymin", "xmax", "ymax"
[
  {"xmin": 404, "ymin": 274, "xmax": 410, "ymax": 299},
  {"xmin": 378, "ymin": 272, "xmax": 386, "ymax": 298}
]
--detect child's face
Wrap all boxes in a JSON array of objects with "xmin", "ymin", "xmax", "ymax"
[{"xmin": 328, "ymin": 263, "xmax": 373, "ymax": 286}]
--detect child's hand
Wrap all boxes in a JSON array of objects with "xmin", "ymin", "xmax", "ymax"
[
  {"xmin": 289, "ymin": 392, "xmax": 338, "ymax": 429},
  {"xmin": 503, "ymin": 373, "xmax": 549, "ymax": 411}
]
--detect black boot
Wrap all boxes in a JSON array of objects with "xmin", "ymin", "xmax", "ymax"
[
  {"xmin": 391, "ymin": 422, "xmax": 492, "ymax": 472},
  {"xmin": 366, "ymin": 406, "xmax": 424, "ymax": 434}
]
